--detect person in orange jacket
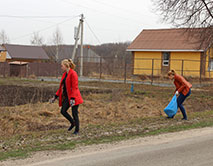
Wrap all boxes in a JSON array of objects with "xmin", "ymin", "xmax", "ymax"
[
  {"xmin": 168, "ymin": 70, "xmax": 192, "ymax": 120},
  {"xmin": 50, "ymin": 59, "xmax": 83, "ymax": 134}
]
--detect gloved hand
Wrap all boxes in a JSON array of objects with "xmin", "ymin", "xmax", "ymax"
[
  {"xmin": 70, "ymin": 98, "xmax": 75, "ymax": 106},
  {"xmin": 175, "ymin": 91, "xmax": 179, "ymax": 96}
]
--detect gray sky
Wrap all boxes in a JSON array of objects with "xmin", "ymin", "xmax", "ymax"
[{"xmin": 0, "ymin": 0, "xmax": 170, "ymax": 45}]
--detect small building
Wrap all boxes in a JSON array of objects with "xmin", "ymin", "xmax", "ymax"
[
  {"xmin": 0, "ymin": 44, "xmax": 49, "ymax": 77},
  {"xmin": 1, "ymin": 44, "xmax": 49, "ymax": 62},
  {"xmin": 8, "ymin": 61, "xmax": 29, "ymax": 77},
  {"xmin": 127, "ymin": 28, "xmax": 213, "ymax": 78}
]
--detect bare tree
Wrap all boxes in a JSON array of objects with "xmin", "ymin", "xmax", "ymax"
[
  {"xmin": 152, "ymin": 0, "xmax": 213, "ymax": 49},
  {"xmin": 52, "ymin": 27, "xmax": 63, "ymax": 61},
  {"xmin": 0, "ymin": 30, "xmax": 10, "ymax": 44},
  {"xmin": 30, "ymin": 32, "xmax": 44, "ymax": 46},
  {"xmin": 152, "ymin": 0, "xmax": 213, "ymax": 27},
  {"xmin": 52, "ymin": 27, "xmax": 63, "ymax": 45}
]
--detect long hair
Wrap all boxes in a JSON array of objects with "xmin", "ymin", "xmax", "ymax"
[
  {"xmin": 61, "ymin": 59, "xmax": 76, "ymax": 69},
  {"xmin": 168, "ymin": 69, "xmax": 176, "ymax": 76}
]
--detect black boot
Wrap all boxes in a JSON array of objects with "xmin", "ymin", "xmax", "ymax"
[
  {"xmin": 73, "ymin": 131, "xmax": 79, "ymax": 135},
  {"xmin": 68, "ymin": 124, "xmax": 75, "ymax": 131}
]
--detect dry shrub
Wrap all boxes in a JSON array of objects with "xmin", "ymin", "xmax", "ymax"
[
  {"xmin": 0, "ymin": 91, "xmax": 164, "ymax": 137},
  {"xmin": 38, "ymin": 110, "xmax": 54, "ymax": 117},
  {"xmin": 138, "ymin": 75, "xmax": 150, "ymax": 81},
  {"xmin": 111, "ymin": 89, "xmax": 123, "ymax": 102},
  {"xmin": 28, "ymin": 74, "xmax": 36, "ymax": 79},
  {"xmin": 88, "ymin": 72, "xmax": 99, "ymax": 77},
  {"xmin": 0, "ymin": 102, "xmax": 65, "ymax": 136},
  {"xmin": 79, "ymin": 94, "xmax": 165, "ymax": 126}
]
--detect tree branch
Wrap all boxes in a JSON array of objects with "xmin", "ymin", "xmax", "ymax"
[{"xmin": 201, "ymin": 0, "xmax": 213, "ymax": 19}]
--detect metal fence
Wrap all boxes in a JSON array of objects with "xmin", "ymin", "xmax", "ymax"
[
  {"xmin": 0, "ymin": 62, "xmax": 10, "ymax": 77},
  {"xmin": 132, "ymin": 58, "xmax": 213, "ymax": 85},
  {"xmin": 0, "ymin": 62, "xmax": 61, "ymax": 78},
  {"xmin": 0, "ymin": 57, "xmax": 212, "ymax": 85},
  {"xmin": 74, "ymin": 56, "xmax": 132, "ymax": 82}
]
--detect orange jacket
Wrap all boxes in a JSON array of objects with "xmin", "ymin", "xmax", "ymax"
[
  {"xmin": 174, "ymin": 74, "xmax": 192, "ymax": 96},
  {"xmin": 56, "ymin": 69, "xmax": 83, "ymax": 107}
]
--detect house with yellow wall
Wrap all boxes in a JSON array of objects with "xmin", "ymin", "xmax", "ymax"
[
  {"xmin": 127, "ymin": 28, "xmax": 213, "ymax": 78},
  {"xmin": 0, "ymin": 46, "xmax": 7, "ymax": 62},
  {"xmin": 0, "ymin": 44, "xmax": 49, "ymax": 77},
  {"xmin": 1, "ymin": 44, "xmax": 49, "ymax": 62}
]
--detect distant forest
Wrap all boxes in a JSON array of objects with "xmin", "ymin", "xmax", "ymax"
[
  {"xmin": 43, "ymin": 42, "xmax": 132, "ymax": 64},
  {"xmin": 91, "ymin": 42, "xmax": 132, "ymax": 63}
]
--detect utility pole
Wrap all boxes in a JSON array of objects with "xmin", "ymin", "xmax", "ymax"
[
  {"xmin": 72, "ymin": 14, "xmax": 84, "ymax": 77},
  {"xmin": 80, "ymin": 14, "xmax": 84, "ymax": 76},
  {"xmin": 56, "ymin": 45, "xmax": 59, "ymax": 62},
  {"xmin": 72, "ymin": 22, "xmax": 81, "ymax": 60}
]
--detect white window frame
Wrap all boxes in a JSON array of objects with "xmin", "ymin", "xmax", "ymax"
[
  {"xmin": 210, "ymin": 59, "xmax": 213, "ymax": 71},
  {"xmin": 162, "ymin": 52, "xmax": 170, "ymax": 66}
]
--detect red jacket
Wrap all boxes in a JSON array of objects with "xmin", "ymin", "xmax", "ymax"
[
  {"xmin": 56, "ymin": 69, "xmax": 83, "ymax": 107},
  {"xmin": 174, "ymin": 74, "xmax": 192, "ymax": 96}
]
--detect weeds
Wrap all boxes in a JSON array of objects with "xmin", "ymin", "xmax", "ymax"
[{"xmin": 0, "ymin": 77, "xmax": 212, "ymax": 161}]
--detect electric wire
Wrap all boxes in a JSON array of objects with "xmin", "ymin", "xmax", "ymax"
[
  {"xmin": 10, "ymin": 15, "xmax": 80, "ymax": 41},
  {"xmin": 85, "ymin": 20, "xmax": 102, "ymax": 44}
]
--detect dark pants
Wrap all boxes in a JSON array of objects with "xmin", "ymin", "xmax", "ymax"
[
  {"xmin": 177, "ymin": 89, "xmax": 191, "ymax": 119},
  {"xmin": 60, "ymin": 98, "xmax": 79, "ymax": 132}
]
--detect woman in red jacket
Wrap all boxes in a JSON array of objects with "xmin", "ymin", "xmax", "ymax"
[
  {"xmin": 168, "ymin": 70, "xmax": 192, "ymax": 120},
  {"xmin": 50, "ymin": 59, "xmax": 83, "ymax": 134}
]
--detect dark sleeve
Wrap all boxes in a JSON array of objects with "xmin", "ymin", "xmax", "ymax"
[
  {"xmin": 70, "ymin": 71, "xmax": 79, "ymax": 98},
  {"xmin": 55, "ymin": 95, "xmax": 58, "ymax": 99}
]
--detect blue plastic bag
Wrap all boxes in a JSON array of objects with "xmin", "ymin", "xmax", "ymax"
[{"xmin": 164, "ymin": 95, "xmax": 178, "ymax": 118}]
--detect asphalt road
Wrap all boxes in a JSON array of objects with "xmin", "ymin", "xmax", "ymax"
[{"xmin": 27, "ymin": 132, "xmax": 213, "ymax": 166}]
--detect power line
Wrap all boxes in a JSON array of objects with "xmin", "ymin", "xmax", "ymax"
[
  {"xmin": 91, "ymin": 0, "xmax": 152, "ymax": 18},
  {"xmin": 11, "ymin": 15, "xmax": 80, "ymax": 41},
  {"xmin": 0, "ymin": 14, "xmax": 81, "ymax": 25},
  {"xmin": 61, "ymin": 0, "xmax": 104, "ymax": 15},
  {"xmin": 0, "ymin": 15, "xmax": 80, "ymax": 19},
  {"xmin": 60, "ymin": 0, "xmax": 156, "ymax": 28},
  {"xmin": 85, "ymin": 20, "xmax": 102, "ymax": 44}
]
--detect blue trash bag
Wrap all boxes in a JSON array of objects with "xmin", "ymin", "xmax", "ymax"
[{"xmin": 164, "ymin": 95, "xmax": 178, "ymax": 118}]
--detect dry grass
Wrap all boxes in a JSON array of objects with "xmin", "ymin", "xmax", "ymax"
[
  {"xmin": 0, "ymin": 77, "xmax": 212, "ymax": 136},
  {"xmin": 1, "ymin": 81, "xmax": 213, "ymax": 138},
  {"xmin": 0, "ymin": 88, "xmax": 166, "ymax": 136},
  {"xmin": 0, "ymin": 79, "xmax": 213, "ymax": 161}
]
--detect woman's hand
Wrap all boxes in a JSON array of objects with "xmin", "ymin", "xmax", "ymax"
[
  {"xmin": 49, "ymin": 97, "xmax": 56, "ymax": 104},
  {"xmin": 70, "ymin": 98, "xmax": 75, "ymax": 106}
]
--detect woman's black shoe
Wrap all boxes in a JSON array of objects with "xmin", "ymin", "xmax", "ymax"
[
  {"xmin": 68, "ymin": 124, "xmax": 75, "ymax": 131},
  {"xmin": 73, "ymin": 131, "xmax": 79, "ymax": 135}
]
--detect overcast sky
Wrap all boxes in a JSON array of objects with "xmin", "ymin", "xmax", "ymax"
[{"xmin": 0, "ymin": 0, "xmax": 171, "ymax": 45}]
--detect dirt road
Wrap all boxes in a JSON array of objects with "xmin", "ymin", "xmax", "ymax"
[{"xmin": 1, "ymin": 127, "xmax": 213, "ymax": 166}]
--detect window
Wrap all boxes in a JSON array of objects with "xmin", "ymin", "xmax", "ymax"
[
  {"xmin": 163, "ymin": 52, "xmax": 170, "ymax": 66},
  {"xmin": 210, "ymin": 59, "xmax": 213, "ymax": 71}
]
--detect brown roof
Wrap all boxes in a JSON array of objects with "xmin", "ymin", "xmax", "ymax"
[
  {"xmin": 127, "ymin": 28, "xmax": 208, "ymax": 52},
  {"xmin": 4, "ymin": 44, "xmax": 49, "ymax": 60}
]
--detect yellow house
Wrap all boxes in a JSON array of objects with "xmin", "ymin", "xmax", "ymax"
[
  {"xmin": 0, "ymin": 46, "xmax": 7, "ymax": 62},
  {"xmin": 127, "ymin": 28, "xmax": 213, "ymax": 78},
  {"xmin": 0, "ymin": 44, "xmax": 50, "ymax": 77},
  {"xmin": 0, "ymin": 44, "xmax": 49, "ymax": 62}
]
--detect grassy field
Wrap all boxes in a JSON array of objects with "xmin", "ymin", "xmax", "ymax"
[{"xmin": 0, "ymin": 77, "xmax": 213, "ymax": 161}]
